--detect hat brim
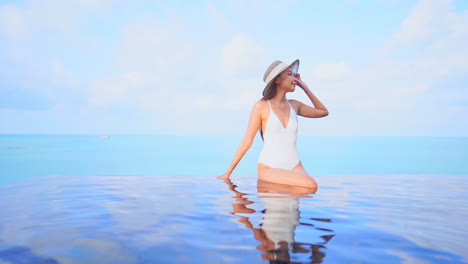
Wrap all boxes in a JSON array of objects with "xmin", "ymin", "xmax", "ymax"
[{"xmin": 262, "ymin": 59, "xmax": 300, "ymax": 96}]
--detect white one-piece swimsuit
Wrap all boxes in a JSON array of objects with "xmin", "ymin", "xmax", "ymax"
[{"xmin": 258, "ymin": 100, "xmax": 300, "ymax": 170}]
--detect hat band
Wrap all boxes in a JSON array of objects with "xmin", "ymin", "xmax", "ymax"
[{"xmin": 264, "ymin": 62, "xmax": 288, "ymax": 84}]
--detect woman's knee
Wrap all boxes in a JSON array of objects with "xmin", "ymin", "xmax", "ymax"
[{"xmin": 305, "ymin": 177, "xmax": 317, "ymax": 188}]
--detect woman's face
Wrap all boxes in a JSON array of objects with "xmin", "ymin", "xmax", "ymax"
[{"xmin": 275, "ymin": 67, "xmax": 297, "ymax": 92}]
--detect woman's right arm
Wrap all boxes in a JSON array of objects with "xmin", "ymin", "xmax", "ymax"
[{"xmin": 217, "ymin": 102, "xmax": 263, "ymax": 179}]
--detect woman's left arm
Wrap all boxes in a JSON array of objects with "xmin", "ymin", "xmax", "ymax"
[{"xmin": 293, "ymin": 73, "xmax": 329, "ymax": 118}]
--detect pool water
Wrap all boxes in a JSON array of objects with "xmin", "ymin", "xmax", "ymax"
[{"xmin": 1, "ymin": 173, "xmax": 466, "ymax": 264}]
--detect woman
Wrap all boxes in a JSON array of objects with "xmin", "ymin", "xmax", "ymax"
[{"xmin": 217, "ymin": 59, "xmax": 328, "ymax": 188}]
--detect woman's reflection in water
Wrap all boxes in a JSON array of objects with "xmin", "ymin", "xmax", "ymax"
[{"xmin": 222, "ymin": 179, "xmax": 334, "ymax": 264}]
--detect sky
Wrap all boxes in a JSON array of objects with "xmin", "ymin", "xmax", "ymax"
[{"xmin": 0, "ymin": 0, "xmax": 467, "ymax": 136}]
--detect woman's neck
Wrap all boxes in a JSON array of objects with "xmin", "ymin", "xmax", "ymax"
[{"xmin": 270, "ymin": 92, "xmax": 288, "ymax": 104}]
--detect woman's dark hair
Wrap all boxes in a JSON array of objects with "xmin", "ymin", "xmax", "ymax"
[{"xmin": 259, "ymin": 81, "xmax": 278, "ymax": 141}]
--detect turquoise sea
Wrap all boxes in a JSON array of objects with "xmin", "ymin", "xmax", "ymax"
[{"xmin": 1, "ymin": 135, "xmax": 467, "ymax": 263}]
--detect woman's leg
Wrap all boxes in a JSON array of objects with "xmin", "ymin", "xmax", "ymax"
[
  {"xmin": 257, "ymin": 179, "xmax": 316, "ymax": 196},
  {"xmin": 291, "ymin": 162, "xmax": 312, "ymax": 176},
  {"xmin": 258, "ymin": 162, "xmax": 317, "ymax": 188}
]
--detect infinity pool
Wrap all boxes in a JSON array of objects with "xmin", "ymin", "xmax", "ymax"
[{"xmin": 0, "ymin": 173, "xmax": 466, "ymax": 263}]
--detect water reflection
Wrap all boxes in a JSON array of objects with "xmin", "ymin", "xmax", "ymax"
[{"xmin": 222, "ymin": 179, "xmax": 335, "ymax": 264}]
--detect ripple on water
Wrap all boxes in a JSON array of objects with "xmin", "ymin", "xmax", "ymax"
[{"xmin": 0, "ymin": 174, "xmax": 467, "ymax": 263}]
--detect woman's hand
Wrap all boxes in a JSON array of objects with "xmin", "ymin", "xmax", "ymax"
[
  {"xmin": 295, "ymin": 73, "xmax": 308, "ymax": 90},
  {"xmin": 216, "ymin": 173, "xmax": 230, "ymax": 180}
]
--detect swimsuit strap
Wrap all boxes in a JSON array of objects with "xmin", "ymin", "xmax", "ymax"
[{"xmin": 267, "ymin": 100, "xmax": 272, "ymax": 110}]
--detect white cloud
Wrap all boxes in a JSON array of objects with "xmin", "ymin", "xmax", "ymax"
[
  {"xmin": 0, "ymin": 0, "xmax": 111, "ymax": 40},
  {"xmin": 218, "ymin": 78, "xmax": 263, "ymax": 110},
  {"xmin": 51, "ymin": 60, "xmax": 79, "ymax": 89},
  {"xmin": 85, "ymin": 16, "xmax": 203, "ymax": 109},
  {"xmin": 354, "ymin": 0, "xmax": 468, "ymax": 113},
  {"xmin": 296, "ymin": 0, "xmax": 468, "ymax": 136},
  {"xmin": 450, "ymin": 8, "xmax": 468, "ymax": 37},
  {"xmin": 126, "ymin": 31, "xmax": 268, "ymax": 133},
  {"xmin": 226, "ymin": 0, "xmax": 299, "ymax": 15},
  {"xmin": 137, "ymin": 86, "xmax": 213, "ymax": 112},
  {"xmin": 221, "ymin": 33, "xmax": 266, "ymax": 78},
  {"xmin": 0, "ymin": 4, "xmax": 29, "ymax": 38},
  {"xmin": 0, "ymin": 0, "xmax": 466, "ymax": 135},
  {"xmin": 206, "ymin": 3, "xmax": 235, "ymax": 34},
  {"xmin": 383, "ymin": 0, "xmax": 451, "ymax": 53},
  {"xmin": 312, "ymin": 62, "xmax": 350, "ymax": 81},
  {"xmin": 214, "ymin": 33, "xmax": 268, "ymax": 112},
  {"xmin": 116, "ymin": 17, "xmax": 196, "ymax": 76},
  {"xmin": 89, "ymin": 72, "xmax": 147, "ymax": 107}
]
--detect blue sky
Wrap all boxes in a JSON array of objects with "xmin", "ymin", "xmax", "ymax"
[{"xmin": 0, "ymin": 0, "xmax": 467, "ymax": 136}]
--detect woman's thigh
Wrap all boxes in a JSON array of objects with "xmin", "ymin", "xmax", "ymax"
[
  {"xmin": 291, "ymin": 162, "xmax": 310, "ymax": 176},
  {"xmin": 257, "ymin": 179, "xmax": 316, "ymax": 196},
  {"xmin": 258, "ymin": 163, "xmax": 317, "ymax": 188}
]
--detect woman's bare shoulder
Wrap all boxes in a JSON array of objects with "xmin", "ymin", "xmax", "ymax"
[
  {"xmin": 253, "ymin": 99, "xmax": 269, "ymax": 117},
  {"xmin": 288, "ymin": 99, "xmax": 300, "ymax": 104},
  {"xmin": 288, "ymin": 99, "xmax": 302, "ymax": 113},
  {"xmin": 254, "ymin": 99, "xmax": 269, "ymax": 110},
  {"xmin": 255, "ymin": 99, "xmax": 268, "ymax": 106}
]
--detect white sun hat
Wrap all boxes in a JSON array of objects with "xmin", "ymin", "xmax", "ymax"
[{"xmin": 262, "ymin": 59, "xmax": 300, "ymax": 96}]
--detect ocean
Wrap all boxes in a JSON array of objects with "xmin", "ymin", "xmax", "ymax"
[{"xmin": 0, "ymin": 135, "xmax": 467, "ymax": 263}]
